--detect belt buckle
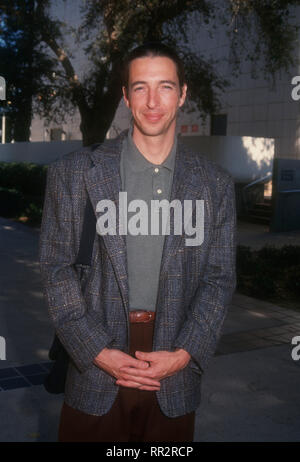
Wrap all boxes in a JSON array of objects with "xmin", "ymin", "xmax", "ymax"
[
  {"xmin": 129, "ymin": 309, "xmax": 155, "ymax": 323},
  {"xmin": 144, "ymin": 311, "xmax": 152, "ymax": 322}
]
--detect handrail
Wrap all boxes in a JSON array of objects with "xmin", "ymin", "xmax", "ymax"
[
  {"xmin": 243, "ymin": 173, "xmax": 272, "ymax": 190},
  {"xmin": 241, "ymin": 174, "xmax": 272, "ymax": 215},
  {"xmin": 279, "ymin": 189, "xmax": 300, "ymax": 194}
]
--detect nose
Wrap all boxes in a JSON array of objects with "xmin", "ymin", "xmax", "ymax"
[{"xmin": 146, "ymin": 88, "xmax": 159, "ymax": 109}]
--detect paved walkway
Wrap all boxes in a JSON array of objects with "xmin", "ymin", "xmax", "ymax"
[{"xmin": 0, "ymin": 217, "xmax": 300, "ymax": 442}]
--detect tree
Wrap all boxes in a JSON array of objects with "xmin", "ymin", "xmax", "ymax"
[
  {"xmin": 2, "ymin": 1, "xmax": 300, "ymax": 145},
  {"xmin": 0, "ymin": 0, "xmax": 57, "ymax": 141}
]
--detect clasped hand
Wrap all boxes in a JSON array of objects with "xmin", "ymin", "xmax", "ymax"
[{"xmin": 94, "ymin": 348, "xmax": 191, "ymax": 391}]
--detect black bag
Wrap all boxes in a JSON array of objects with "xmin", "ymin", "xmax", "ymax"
[{"xmin": 44, "ymin": 196, "xmax": 96, "ymax": 394}]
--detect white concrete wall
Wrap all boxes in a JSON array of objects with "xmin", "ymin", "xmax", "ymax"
[
  {"xmin": 0, "ymin": 136, "xmax": 274, "ymax": 183},
  {"xmin": 0, "ymin": 141, "xmax": 82, "ymax": 165},
  {"xmin": 181, "ymin": 136, "xmax": 274, "ymax": 183}
]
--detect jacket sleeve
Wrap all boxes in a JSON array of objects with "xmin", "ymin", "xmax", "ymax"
[
  {"xmin": 173, "ymin": 176, "xmax": 236, "ymax": 373},
  {"xmin": 39, "ymin": 162, "xmax": 113, "ymax": 373}
]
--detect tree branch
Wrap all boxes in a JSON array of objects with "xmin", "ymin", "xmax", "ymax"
[{"xmin": 35, "ymin": 0, "xmax": 90, "ymax": 116}]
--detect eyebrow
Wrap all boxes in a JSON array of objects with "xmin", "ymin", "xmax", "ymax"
[{"xmin": 131, "ymin": 80, "xmax": 177, "ymax": 88}]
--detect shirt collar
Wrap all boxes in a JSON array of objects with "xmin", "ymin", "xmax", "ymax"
[{"xmin": 123, "ymin": 127, "xmax": 177, "ymax": 173}]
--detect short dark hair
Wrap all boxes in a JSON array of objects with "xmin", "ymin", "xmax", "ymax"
[{"xmin": 122, "ymin": 42, "xmax": 186, "ymax": 94}]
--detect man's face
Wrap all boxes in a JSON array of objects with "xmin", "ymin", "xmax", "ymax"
[{"xmin": 123, "ymin": 56, "xmax": 187, "ymax": 139}]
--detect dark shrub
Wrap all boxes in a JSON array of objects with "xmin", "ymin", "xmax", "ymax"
[
  {"xmin": 236, "ymin": 245, "xmax": 256, "ymax": 275},
  {"xmin": 0, "ymin": 162, "xmax": 47, "ymax": 225},
  {"xmin": 0, "ymin": 187, "xmax": 25, "ymax": 217},
  {"xmin": 0, "ymin": 162, "xmax": 47, "ymax": 197},
  {"xmin": 284, "ymin": 265, "xmax": 300, "ymax": 297},
  {"xmin": 236, "ymin": 245, "xmax": 300, "ymax": 305},
  {"xmin": 279, "ymin": 246, "xmax": 300, "ymax": 266}
]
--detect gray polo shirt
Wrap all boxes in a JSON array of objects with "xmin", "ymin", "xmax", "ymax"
[{"xmin": 120, "ymin": 130, "xmax": 177, "ymax": 312}]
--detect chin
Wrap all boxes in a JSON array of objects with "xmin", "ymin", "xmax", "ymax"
[
  {"xmin": 141, "ymin": 127, "xmax": 165, "ymax": 136},
  {"xmin": 135, "ymin": 121, "xmax": 174, "ymax": 137}
]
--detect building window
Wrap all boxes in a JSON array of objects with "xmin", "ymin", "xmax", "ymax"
[
  {"xmin": 210, "ymin": 114, "xmax": 227, "ymax": 136},
  {"xmin": 181, "ymin": 125, "xmax": 188, "ymax": 134}
]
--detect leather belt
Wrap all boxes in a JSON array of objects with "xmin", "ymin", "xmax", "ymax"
[{"xmin": 129, "ymin": 310, "xmax": 156, "ymax": 323}]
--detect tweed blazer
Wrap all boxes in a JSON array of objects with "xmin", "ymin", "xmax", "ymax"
[{"xmin": 39, "ymin": 130, "xmax": 236, "ymax": 418}]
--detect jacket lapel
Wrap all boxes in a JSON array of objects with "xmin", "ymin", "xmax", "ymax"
[
  {"xmin": 159, "ymin": 140, "xmax": 208, "ymax": 275},
  {"xmin": 83, "ymin": 132, "xmax": 129, "ymax": 311}
]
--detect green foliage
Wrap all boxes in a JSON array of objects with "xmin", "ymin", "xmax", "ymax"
[
  {"xmin": 236, "ymin": 245, "xmax": 256, "ymax": 275},
  {"xmin": 0, "ymin": 0, "xmax": 58, "ymax": 141},
  {"xmin": 237, "ymin": 245, "xmax": 300, "ymax": 306},
  {"xmin": 227, "ymin": 0, "xmax": 299, "ymax": 79},
  {"xmin": 0, "ymin": 186, "xmax": 25, "ymax": 217},
  {"xmin": 0, "ymin": 162, "xmax": 47, "ymax": 225},
  {"xmin": 284, "ymin": 265, "xmax": 300, "ymax": 297},
  {"xmin": 0, "ymin": 162, "xmax": 47, "ymax": 195},
  {"xmin": 24, "ymin": 202, "xmax": 44, "ymax": 226}
]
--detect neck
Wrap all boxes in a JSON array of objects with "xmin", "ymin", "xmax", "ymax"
[{"xmin": 132, "ymin": 125, "xmax": 176, "ymax": 165}]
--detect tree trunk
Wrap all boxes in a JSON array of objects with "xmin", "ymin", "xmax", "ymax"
[
  {"xmin": 79, "ymin": 90, "xmax": 123, "ymax": 146},
  {"xmin": 80, "ymin": 110, "xmax": 108, "ymax": 146},
  {"xmin": 13, "ymin": 99, "xmax": 32, "ymax": 141},
  {"xmin": 3, "ymin": 116, "xmax": 13, "ymax": 143}
]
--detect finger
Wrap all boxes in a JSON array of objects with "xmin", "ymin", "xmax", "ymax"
[
  {"xmin": 120, "ymin": 365, "xmax": 160, "ymax": 380},
  {"xmin": 119, "ymin": 366, "xmax": 152, "ymax": 377},
  {"xmin": 120, "ymin": 372, "xmax": 160, "ymax": 387},
  {"xmin": 135, "ymin": 351, "xmax": 156, "ymax": 361},
  {"xmin": 116, "ymin": 379, "xmax": 142, "ymax": 389},
  {"xmin": 116, "ymin": 379, "xmax": 160, "ymax": 391},
  {"xmin": 138, "ymin": 385, "xmax": 161, "ymax": 391},
  {"xmin": 125, "ymin": 356, "xmax": 149, "ymax": 369}
]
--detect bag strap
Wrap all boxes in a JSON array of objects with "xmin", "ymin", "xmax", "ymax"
[
  {"xmin": 75, "ymin": 195, "xmax": 96, "ymax": 265},
  {"xmin": 75, "ymin": 149, "xmax": 98, "ymax": 266}
]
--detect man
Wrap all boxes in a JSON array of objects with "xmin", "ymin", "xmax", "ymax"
[{"xmin": 39, "ymin": 42, "xmax": 236, "ymax": 442}]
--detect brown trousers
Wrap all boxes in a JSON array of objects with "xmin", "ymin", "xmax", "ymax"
[{"xmin": 58, "ymin": 320, "xmax": 195, "ymax": 442}]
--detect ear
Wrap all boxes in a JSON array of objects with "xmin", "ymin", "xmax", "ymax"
[
  {"xmin": 122, "ymin": 86, "xmax": 130, "ymax": 109},
  {"xmin": 179, "ymin": 83, "xmax": 187, "ymax": 108}
]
